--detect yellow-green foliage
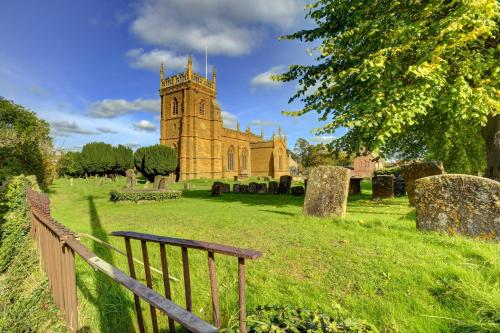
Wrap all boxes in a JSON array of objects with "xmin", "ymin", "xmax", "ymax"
[{"xmin": 0, "ymin": 176, "xmax": 65, "ymax": 332}]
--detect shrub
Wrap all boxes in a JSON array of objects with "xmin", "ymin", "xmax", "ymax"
[
  {"xmin": 134, "ymin": 145, "xmax": 178, "ymax": 181},
  {"xmin": 57, "ymin": 151, "xmax": 84, "ymax": 177},
  {"xmin": 114, "ymin": 144, "xmax": 134, "ymax": 174},
  {"xmin": 0, "ymin": 98, "xmax": 55, "ymax": 188},
  {"xmin": 109, "ymin": 189, "xmax": 182, "ymax": 202},
  {"xmin": 374, "ymin": 166, "xmax": 402, "ymax": 176},
  {"xmin": 236, "ymin": 305, "xmax": 378, "ymax": 333}
]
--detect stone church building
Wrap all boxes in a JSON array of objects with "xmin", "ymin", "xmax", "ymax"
[{"xmin": 159, "ymin": 56, "xmax": 289, "ymax": 180}]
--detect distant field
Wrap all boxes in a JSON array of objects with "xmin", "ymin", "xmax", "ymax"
[{"xmin": 48, "ymin": 177, "xmax": 500, "ymax": 333}]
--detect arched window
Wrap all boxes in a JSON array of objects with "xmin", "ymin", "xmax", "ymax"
[
  {"xmin": 278, "ymin": 148, "xmax": 284, "ymax": 171},
  {"xmin": 228, "ymin": 146, "xmax": 234, "ymax": 171},
  {"xmin": 172, "ymin": 98, "xmax": 179, "ymax": 116},
  {"xmin": 199, "ymin": 100, "xmax": 205, "ymax": 115},
  {"xmin": 241, "ymin": 148, "xmax": 248, "ymax": 171}
]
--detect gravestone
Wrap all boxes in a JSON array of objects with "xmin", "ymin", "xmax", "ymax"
[
  {"xmin": 234, "ymin": 176, "xmax": 238, "ymax": 181},
  {"xmin": 349, "ymin": 177, "xmax": 363, "ymax": 195},
  {"xmin": 233, "ymin": 184, "xmax": 240, "ymax": 193},
  {"xmin": 268, "ymin": 181, "xmax": 279, "ymax": 194},
  {"xmin": 402, "ymin": 161, "xmax": 444, "ymax": 206},
  {"xmin": 257, "ymin": 183, "xmax": 267, "ymax": 194},
  {"xmin": 222, "ymin": 183, "xmax": 230, "ymax": 193},
  {"xmin": 372, "ymin": 175, "xmax": 394, "ymax": 199},
  {"xmin": 394, "ymin": 173, "xmax": 405, "ymax": 196},
  {"xmin": 248, "ymin": 182, "xmax": 258, "ymax": 194},
  {"xmin": 415, "ymin": 175, "xmax": 500, "ymax": 241},
  {"xmin": 211, "ymin": 183, "xmax": 223, "ymax": 196},
  {"xmin": 278, "ymin": 175, "xmax": 292, "ymax": 194},
  {"xmin": 291, "ymin": 186, "xmax": 305, "ymax": 196},
  {"xmin": 184, "ymin": 182, "xmax": 194, "ymax": 190},
  {"xmin": 158, "ymin": 177, "xmax": 168, "ymax": 190},
  {"xmin": 153, "ymin": 175, "xmax": 163, "ymax": 190},
  {"xmin": 240, "ymin": 184, "xmax": 249, "ymax": 193},
  {"xmin": 303, "ymin": 166, "xmax": 351, "ymax": 218}
]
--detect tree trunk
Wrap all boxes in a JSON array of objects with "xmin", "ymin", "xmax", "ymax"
[{"xmin": 483, "ymin": 114, "xmax": 500, "ymax": 181}]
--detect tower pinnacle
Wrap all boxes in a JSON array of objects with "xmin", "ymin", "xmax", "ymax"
[
  {"xmin": 160, "ymin": 63, "xmax": 164, "ymax": 81},
  {"xmin": 187, "ymin": 54, "xmax": 193, "ymax": 79}
]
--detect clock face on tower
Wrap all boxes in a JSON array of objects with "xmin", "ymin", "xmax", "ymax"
[{"xmin": 200, "ymin": 122, "xmax": 207, "ymax": 130}]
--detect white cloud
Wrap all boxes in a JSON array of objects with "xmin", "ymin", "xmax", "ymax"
[
  {"xmin": 126, "ymin": 48, "xmax": 189, "ymax": 72},
  {"xmin": 50, "ymin": 121, "xmax": 98, "ymax": 137},
  {"xmin": 131, "ymin": 0, "xmax": 303, "ymax": 56},
  {"xmin": 221, "ymin": 111, "xmax": 237, "ymax": 129},
  {"xmin": 133, "ymin": 120, "xmax": 157, "ymax": 132},
  {"xmin": 310, "ymin": 135, "xmax": 336, "ymax": 144},
  {"xmin": 250, "ymin": 66, "xmax": 285, "ymax": 88},
  {"xmin": 125, "ymin": 142, "xmax": 142, "ymax": 150},
  {"xmin": 249, "ymin": 119, "xmax": 278, "ymax": 127},
  {"xmin": 96, "ymin": 127, "xmax": 118, "ymax": 134},
  {"xmin": 88, "ymin": 98, "xmax": 159, "ymax": 118}
]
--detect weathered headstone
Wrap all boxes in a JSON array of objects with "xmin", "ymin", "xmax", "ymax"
[
  {"xmin": 394, "ymin": 173, "xmax": 405, "ymax": 196},
  {"xmin": 211, "ymin": 183, "xmax": 223, "ymax": 196},
  {"xmin": 415, "ymin": 175, "xmax": 500, "ymax": 241},
  {"xmin": 268, "ymin": 181, "xmax": 279, "ymax": 194},
  {"xmin": 222, "ymin": 183, "xmax": 230, "ymax": 193},
  {"xmin": 158, "ymin": 177, "xmax": 168, "ymax": 190},
  {"xmin": 291, "ymin": 186, "xmax": 305, "ymax": 196},
  {"xmin": 233, "ymin": 184, "xmax": 240, "ymax": 193},
  {"xmin": 349, "ymin": 177, "xmax": 363, "ymax": 195},
  {"xmin": 402, "ymin": 161, "xmax": 444, "ymax": 206},
  {"xmin": 303, "ymin": 166, "xmax": 351, "ymax": 218},
  {"xmin": 372, "ymin": 175, "xmax": 394, "ymax": 199},
  {"xmin": 248, "ymin": 182, "xmax": 258, "ymax": 194},
  {"xmin": 153, "ymin": 175, "xmax": 163, "ymax": 189},
  {"xmin": 126, "ymin": 169, "xmax": 136, "ymax": 189},
  {"xmin": 240, "ymin": 184, "xmax": 249, "ymax": 193},
  {"xmin": 278, "ymin": 175, "xmax": 292, "ymax": 194},
  {"xmin": 257, "ymin": 183, "xmax": 267, "ymax": 194}
]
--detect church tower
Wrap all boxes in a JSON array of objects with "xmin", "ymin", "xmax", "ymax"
[{"xmin": 159, "ymin": 56, "xmax": 223, "ymax": 180}]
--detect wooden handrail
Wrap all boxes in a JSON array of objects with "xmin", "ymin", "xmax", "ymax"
[{"xmin": 111, "ymin": 231, "xmax": 262, "ymax": 259}]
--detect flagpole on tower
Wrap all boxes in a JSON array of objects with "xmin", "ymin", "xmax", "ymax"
[{"xmin": 205, "ymin": 46, "xmax": 208, "ymax": 79}]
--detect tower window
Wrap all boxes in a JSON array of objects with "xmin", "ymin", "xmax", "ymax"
[
  {"xmin": 228, "ymin": 146, "xmax": 234, "ymax": 171},
  {"xmin": 199, "ymin": 100, "xmax": 205, "ymax": 115},
  {"xmin": 172, "ymin": 98, "xmax": 179, "ymax": 115}
]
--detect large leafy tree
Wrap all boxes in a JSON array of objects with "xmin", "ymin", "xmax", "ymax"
[
  {"xmin": 133, "ymin": 145, "xmax": 178, "ymax": 181},
  {"xmin": 0, "ymin": 98, "xmax": 55, "ymax": 187},
  {"xmin": 278, "ymin": 0, "xmax": 499, "ymax": 178}
]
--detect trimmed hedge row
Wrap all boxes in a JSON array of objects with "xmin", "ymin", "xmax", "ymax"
[
  {"xmin": 374, "ymin": 166, "xmax": 401, "ymax": 176},
  {"xmin": 109, "ymin": 189, "xmax": 182, "ymax": 202}
]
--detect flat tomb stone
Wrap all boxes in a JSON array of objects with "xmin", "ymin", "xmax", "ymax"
[
  {"xmin": 304, "ymin": 166, "xmax": 351, "ymax": 218},
  {"xmin": 257, "ymin": 183, "xmax": 267, "ymax": 194},
  {"xmin": 415, "ymin": 174, "xmax": 500, "ymax": 241}
]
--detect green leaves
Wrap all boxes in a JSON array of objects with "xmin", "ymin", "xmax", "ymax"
[{"xmin": 133, "ymin": 145, "xmax": 178, "ymax": 181}]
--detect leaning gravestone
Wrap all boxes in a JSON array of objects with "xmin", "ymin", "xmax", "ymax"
[
  {"xmin": 291, "ymin": 186, "xmax": 305, "ymax": 196},
  {"xmin": 240, "ymin": 184, "xmax": 249, "ymax": 193},
  {"xmin": 248, "ymin": 182, "xmax": 258, "ymax": 194},
  {"xmin": 257, "ymin": 183, "xmax": 267, "ymax": 194},
  {"xmin": 211, "ymin": 183, "xmax": 223, "ymax": 196},
  {"xmin": 304, "ymin": 166, "xmax": 351, "ymax": 218},
  {"xmin": 415, "ymin": 175, "xmax": 500, "ymax": 241},
  {"xmin": 349, "ymin": 177, "xmax": 363, "ymax": 195},
  {"xmin": 278, "ymin": 175, "xmax": 292, "ymax": 194},
  {"xmin": 402, "ymin": 161, "xmax": 444, "ymax": 206},
  {"xmin": 268, "ymin": 181, "xmax": 279, "ymax": 194},
  {"xmin": 372, "ymin": 175, "xmax": 394, "ymax": 199},
  {"xmin": 125, "ymin": 169, "xmax": 135, "ymax": 188},
  {"xmin": 153, "ymin": 175, "xmax": 163, "ymax": 190}
]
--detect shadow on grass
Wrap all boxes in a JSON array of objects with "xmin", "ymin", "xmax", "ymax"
[{"xmin": 75, "ymin": 196, "xmax": 135, "ymax": 332}]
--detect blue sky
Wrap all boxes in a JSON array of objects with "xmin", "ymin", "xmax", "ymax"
[{"xmin": 0, "ymin": 0, "xmax": 343, "ymax": 151}]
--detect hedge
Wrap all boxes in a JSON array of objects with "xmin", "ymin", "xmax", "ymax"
[
  {"xmin": 374, "ymin": 166, "xmax": 402, "ymax": 176},
  {"xmin": 109, "ymin": 189, "xmax": 182, "ymax": 202},
  {"xmin": 0, "ymin": 176, "xmax": 65, "ymax": 332}
]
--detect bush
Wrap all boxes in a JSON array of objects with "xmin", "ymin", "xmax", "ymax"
[
  {"xmin": 57, "ymin": 151, "xmax": 84, "ymax": 177},
  {"xmin": 0, "ymin": 98, "xmax": 55, "ymax": 188},
  {"xmin": 374, "ymin": 166, "xmax": 402, "ymax": 176},
  {"xmin": 234, "ymin": 305, "xmax": 378, "ymax": 333},
  {"xmin": 0, "ymin": 175, "xmax": 65, "ymax": 332},
  {"xmin": 134, "ymin": 145, "xmax": 178, "ymax": 181},
  {"xmin": 109, "ymin": 189, "xmax": 182, "ymax": 202}
]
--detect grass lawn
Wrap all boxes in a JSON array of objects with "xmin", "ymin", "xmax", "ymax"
[{"xmin": 48, "ymin": 177, "xmax": 499, "ymax": 333}]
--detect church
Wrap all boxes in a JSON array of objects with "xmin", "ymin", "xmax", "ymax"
[{"xmin": 159, "ymin": 56, "xmax": 289, "ymax": 180}]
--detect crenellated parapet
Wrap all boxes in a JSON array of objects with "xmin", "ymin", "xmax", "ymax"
[{"xmin": 160, "ymin": 55, "xmax": 216, "ymax": 91}]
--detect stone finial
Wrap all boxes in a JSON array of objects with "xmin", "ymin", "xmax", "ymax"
[
  {"xmin": 272, "ymin": 130, "xmax": 276, "ymax": 140},
  {"xmin": 237, "ymin": 122, "xmax": 240, "ymax": 131},
  {"xmin": 212, "ymin": 65, "xmax": 216, "ymax": 83},
  {"xmin": 246, "ymin": 126, "xmax": 251, "ymax": 133},
  {"xmin": 278, "ymin": 126, "xmax": 282, "ymax": 137},
  {"xmin": 187, "ymin": 54, "xmax": 193, "ymax": 79},
  {"xmin": 160, "ymin": 63, "xmax": 164, "ymax": 81},
  {"xmin": 261, "ymin": 128, "xmax": 264, "ymax": 140}
]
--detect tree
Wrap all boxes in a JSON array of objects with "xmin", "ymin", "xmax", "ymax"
[
  {"xmin": 134, "ymin": 145, "xmax": 178, "ymax": 181},
  {"xmin": 57, "ymin": 151, "xmax": 84, "ymax": 177},
  {"xmin": 81, "ymin": 142, "xmax": 115, "ymax": 176},
  {"xmin": 113, "ymin": 145, "xmax": 134, "ymax": 174},
  {"xmin": 278, "ymin": 0, "xmax": 499, "ymax": 179},
  {"xmin": 0, "ymin": 97, "xmax": 55, "ymax": 187}
]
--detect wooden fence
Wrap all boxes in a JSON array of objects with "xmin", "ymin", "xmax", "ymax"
[{"xmin": 26, "ymin": 186, "xmax": 261, "ymax": 333}]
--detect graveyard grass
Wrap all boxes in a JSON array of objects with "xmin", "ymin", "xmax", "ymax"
[{"xmin": 48, "ymin": 177, "xmax": 500, "ymax": 333}]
